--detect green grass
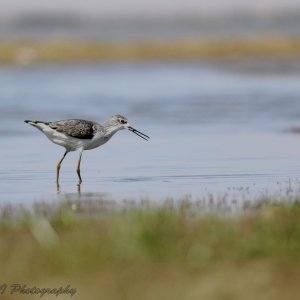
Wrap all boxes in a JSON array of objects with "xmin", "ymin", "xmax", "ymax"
[
  {"xmin": 1, "ymin": 38, "xmax": 300, "ymax": 64},
  {"xmin": 1, "ymin": 199, "xmax": 300, "ymax": 299}
]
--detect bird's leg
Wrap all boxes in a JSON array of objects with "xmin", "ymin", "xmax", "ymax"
[
  {"xmin": 56, "ymin": 150, "xmax": 68, "ymax": 186},
  {"xmin": 76, "ymin": 150, "xmax": 83, "ymax": 184}
]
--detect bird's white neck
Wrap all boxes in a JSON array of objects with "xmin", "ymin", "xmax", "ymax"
[{"xmin": 102, "ymin": 121, "xmax": 123, "ymax": 139}]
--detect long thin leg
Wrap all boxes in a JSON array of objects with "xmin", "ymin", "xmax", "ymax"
[
  {"xmin": 76, "ymin": 150, "xmax": 83, "ymax": 184},
  {"xmin": 56, "ymin": 150, "xmax": 68, "ymax": 185}
]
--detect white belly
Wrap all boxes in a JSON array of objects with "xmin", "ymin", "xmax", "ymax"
[{"xmin": 49, "ymin": 131, "xmax": 90, "ymax": 151}]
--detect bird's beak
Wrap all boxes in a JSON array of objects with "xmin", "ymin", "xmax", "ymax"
[{"xmin": 127, "ymin": 126, "xmax": 150, "ymax": 141}]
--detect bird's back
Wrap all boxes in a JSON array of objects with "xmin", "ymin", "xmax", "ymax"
[
  {"xmin": 25, "ymin": 119, "xmax": 99, "ymax": 140},
  {"xmin": 48, "ymin": 119, "xmax": 98, "ymax": 139}
]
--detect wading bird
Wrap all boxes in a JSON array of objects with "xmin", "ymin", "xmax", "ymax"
[{"xmin": 25, "ymin": 115, "xmax": 149, "ymax": 185}]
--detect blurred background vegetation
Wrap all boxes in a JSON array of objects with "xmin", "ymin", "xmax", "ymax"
[{"xmin": 1, "ymin": 0, "xmax": 300, "ymax": 63}]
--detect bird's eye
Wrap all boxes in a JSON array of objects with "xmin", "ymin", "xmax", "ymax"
[{"xmin": 120, "ymin": 120, "xmax": 127, "ymax": 124}]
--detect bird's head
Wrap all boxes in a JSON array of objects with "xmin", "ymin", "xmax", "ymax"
[{"xmin": 107, "ymin": 115, "xmax": 149, "ymax": 141}]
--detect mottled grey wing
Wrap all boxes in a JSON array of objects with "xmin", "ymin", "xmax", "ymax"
[{"xmin": 49, "ymin": 119, "xmax": 96, "ymax": 139}]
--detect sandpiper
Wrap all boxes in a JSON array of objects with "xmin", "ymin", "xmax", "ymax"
[{"xmin": 25, "ymin": 115, "xmax": 149, "ymax": 185}]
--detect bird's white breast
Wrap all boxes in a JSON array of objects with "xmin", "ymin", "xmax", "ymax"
[{"xmin": 83, "ymin": 132, "xmax": 109, "ymax": 150}]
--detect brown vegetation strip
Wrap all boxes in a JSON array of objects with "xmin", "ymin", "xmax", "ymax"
[{"xmin": 1, "ymin": 39, "xmax": 300, "ymax": 63}]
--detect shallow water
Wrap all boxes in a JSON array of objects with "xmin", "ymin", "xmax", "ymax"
[{"xmin": 1, "ymin": 61, "xmax": 300, "ymax": 204}]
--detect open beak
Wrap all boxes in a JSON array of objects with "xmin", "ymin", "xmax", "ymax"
[{"xmin": 128, "ymin": 126, "xmax": 150, "ymax": 141}]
